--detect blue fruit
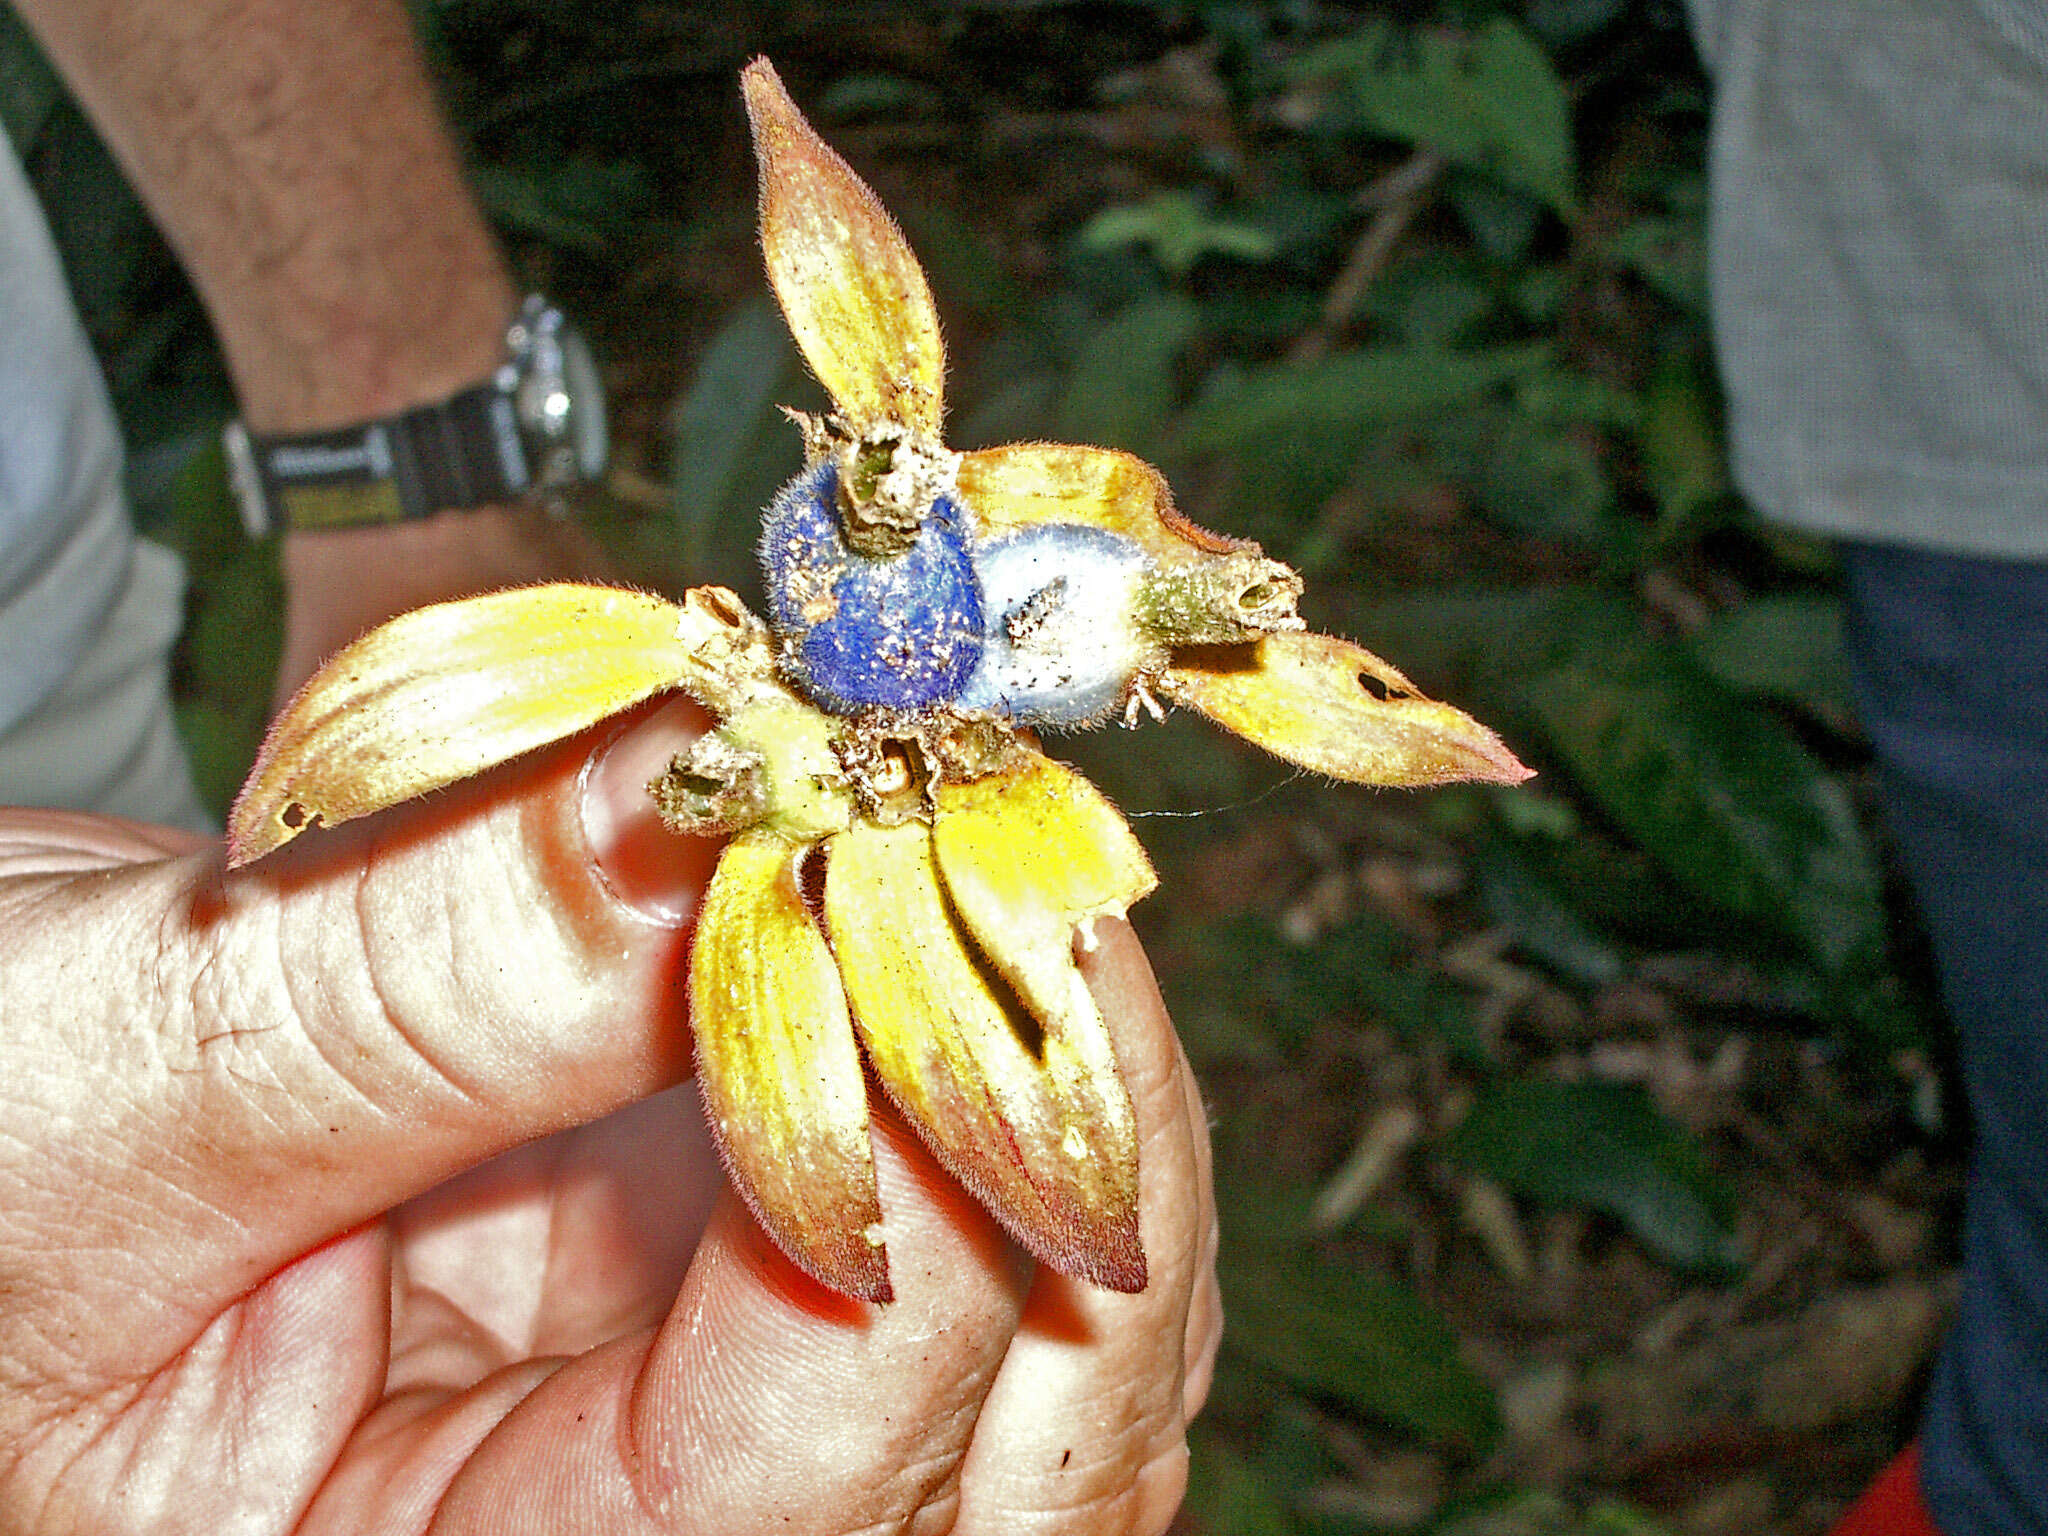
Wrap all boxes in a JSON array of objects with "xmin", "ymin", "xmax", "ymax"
[{"xmin": 759, "ymin": 461, "xmax": 985, "ymax": 714}]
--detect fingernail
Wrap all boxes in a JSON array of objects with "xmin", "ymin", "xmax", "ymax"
[{"xmin": 581, "ymin": 695, "xmax": 723, "ymax": 925}]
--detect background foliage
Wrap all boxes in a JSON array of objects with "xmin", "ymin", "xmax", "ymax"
[{"xmin": 3, "ymin": 2, "xmax": 1957, "ymax": 1530}]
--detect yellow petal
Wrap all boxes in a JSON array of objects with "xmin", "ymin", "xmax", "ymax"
[
  {"xmin": 932, "ymin": 750, "xmax": 1156, "ymax": 1029},
  {"xmin": 690, "ymin": 829, "xmax": 890, "ymax": 1302},
  {"xmin": 824, "ymin": 818, "xmax": 1148, "ymax": 1292},
  {"xmin": 1161, "ymin": 631, "xmax": 1535, "ymax": 787},
  {"xmin": 957, "ymin": 442, "xmax": 1247, "ymax": 562},
  {"xmin": 741, "ymin": 58, "xmax": 944, "ymax": 436},
  {"xmin": 228, "ymin": 584, "xmax": 690, "ymax": 867}
]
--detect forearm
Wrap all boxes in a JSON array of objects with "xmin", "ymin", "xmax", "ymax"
[
  {"xmin": 14, "ymin": 0, "xmax": 514, "ymax": 433},
  {"xmin": 15, "ymin": 0, "xmax": 615, "ymax": 694}
]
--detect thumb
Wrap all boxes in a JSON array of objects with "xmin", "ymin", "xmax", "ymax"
[{"xmin": 0, "ymin": 694, "xmax": 716, "ymax": 1347}]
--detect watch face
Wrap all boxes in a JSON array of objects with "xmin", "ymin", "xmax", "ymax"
[{"xmin": 514, "ymin": 304, "xmax": 608, "ymax": 488}]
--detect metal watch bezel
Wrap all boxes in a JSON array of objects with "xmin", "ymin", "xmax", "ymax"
[{"xmin": 502, "ymin": 294, "xmax": 609, "ymax": 493}]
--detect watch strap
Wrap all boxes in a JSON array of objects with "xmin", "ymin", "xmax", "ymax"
[{"xmin": 227, "ymin": 383, "xmax": 533, "ymax": 537}]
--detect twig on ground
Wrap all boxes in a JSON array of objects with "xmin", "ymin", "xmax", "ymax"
[{"xmin": 1289, "ymin": 147, "xmax": 1450, "ymax": 364}]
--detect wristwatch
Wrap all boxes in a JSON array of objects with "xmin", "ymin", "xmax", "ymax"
[{"xmin": 224, "ymin": 294, "xmax": 608, "ymax": 537}]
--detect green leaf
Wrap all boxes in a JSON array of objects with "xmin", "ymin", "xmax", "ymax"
[
  {"xmin": 1691, "ymin": 593, "xmax": 1855, "ymax": 729},
  {"xmin": 1303, "ymin": 18, "xmax": 1578, "ymax": 215},
  {"xmin": 1168, "ymin": 343, "xmax": 1550, "ymax": 458},
  {"xmin": 813, "ymin": 71, "xmax": 933, "ymax": 121},
  {"xmin": 1076, "ymin": 190, "xmax": 1277, "ymax": 279},
  {"xmin": 470, "ymin": 156, "xmax": 648, "ymax": 255},
  {"xmin": 1444, "ymin": 1078, "xmax": 1741, "ymax": 1274},
  {"xmin": 668, "ymin": 299, "xmax": 804, "ymax": 584},
  {"xmin": 1162, "ymin": 910, "xmax": 1478, "ymax": 1063},
  {"xmin": 1477, "ymin": 842, "xmax": 1627, "ymax": 987},
  {"xmin": 1638, "ymin": 348, "xmax": 1729, "ymax": 537},
  {"xmin": 1221, "ymin": 1227, "xmax": 1500, "ymax": 1450},
  {"xmin": 174, "ymin": 699, "xmax": 262, "ymax": 824},
  {"xmin": 1526, "ymin": 0, "xmax": 1632, "ymax": 45},
  {"xmin": 1055, "ymin": 293, "xmax": 1198, "ymax": 453},
  {"xmin": 1465, "ymin": 411, "xmax": 1620, "ymax": 549},
  {"xmin": 1587, "ymin": 1502, "xmax": 1687, "ymax": 1536},
  {"xmin": 1516, "ymin": 592, "xmax": 1885, "ymax": 978},
  {"xmin": 1182, "ymin": 1423, "xmax": 1305, "ymax": 1536},
  {"xmin": 896, "ymin": 203, "xmax": 1024, "ymax": 318},
  {"xmin": 184, "ymin": 544, "xmax": 283, "ymax": 704},
  {"xmin": 1368, "ymin": 259, "xmax": 1499, "ymax": 345},
  {"xmin": 1450, "ymin": 175, "xmax": 1542, "ymax": 264},
  {"xmin": 167, "ymin": 443, "xmax": 281, "ymax": 817},
  {"xmin": 1607, "ymin": 214, "xmax": 1708, "ymax": 313},
  {"xmin": 1513, "ymin": 371, "xmax": 1641, "ymax": 432}
]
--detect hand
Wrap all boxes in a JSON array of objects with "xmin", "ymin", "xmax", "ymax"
[{"xmin": 0, "ymin": 699, "xmax": 1220, "ymax": 1534}]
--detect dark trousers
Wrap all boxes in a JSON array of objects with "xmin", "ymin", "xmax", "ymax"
[{"xmin": 1844, "ymin": 541, "xmax": 2048, "ymax": 1536}]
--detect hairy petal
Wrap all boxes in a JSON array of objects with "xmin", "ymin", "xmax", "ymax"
[
  {"xmin": 957, "ymin": 442, "xmax": 1245, "ymax": 562},
  {"xmin": 931, "ymin": 751, "xmax": 1155, "ymax": 1043},
  {"xmin": 741, "ymin": 57, "xmax": 944, "ymax": 435},
  {"xmin": 824, "ymin": 818, "xmax": 1148, "ymax": 1292},
  {"xmin": 228, "ymin": 584, "xmax": 691, "ymax": 865},
  {"xmin": 691, "ymin": 829, "xmax": 891, "ymax": 1302},
  {"xmin": 932, "ymin": 753, "xmax": 1155, "ymax": 1274},
  {"xmin": 1161, "ymin": 631, "xmax": 1535, "ymax": 787}
]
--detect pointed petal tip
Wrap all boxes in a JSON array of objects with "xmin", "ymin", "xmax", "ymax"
[
  {"xmin": 1491, "ymin": 752, "xmax": 1539, "ymax": 787},
  {"xmin": 704, "ymin": 1108, "xmax": 896, "ymax": 1303},
  {"xmin": 1097, "ymin": 1253, "xmax": 1149, "ymax": 1296},
  {"xmin": 739, "ymin": 55, "xmax": 944, "ymax": 433},
  {"xmin": 716, "ymin": 1144, "xmax": 895, "ymax": 1302},
  {"xmin": 223, "ymin": 803, "xmax": 308, "ymax": 870},
  {"xmin": 1403, "ymin": 714, "xmax": 1535, "ymax": 789},
  {"xmin": 1043, "ymin": 1211, "xmax": 1148, "ymax": 1294},
  {"xmin": 783, "ymin": 1220, "xmax": 895, "ymax": 1305},
  {"xmin": 1164, "ymin": 631, "xmax": 1535, "ymax": 790},
  {"xmin": 738, "ymin": 56, "xmax": 795, "ymax": 136}
]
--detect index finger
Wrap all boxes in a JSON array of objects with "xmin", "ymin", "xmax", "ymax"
[{"xmin": 953, "ymin": 917, "xmax": 1220, "ymax": 1536}]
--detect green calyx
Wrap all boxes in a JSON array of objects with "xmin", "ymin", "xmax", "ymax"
[
  {"xmin": 651, "ymin": 695, "xmax": 855, "ymax": 842},
  {"xmin": 1135, "ymin": 551, "xmax": 1307, "ymax": 647}
]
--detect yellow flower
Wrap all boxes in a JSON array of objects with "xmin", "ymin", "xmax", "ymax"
[{"xmin": 226, "ymin": 59, "xmax": 1530, "ymax": 1303}]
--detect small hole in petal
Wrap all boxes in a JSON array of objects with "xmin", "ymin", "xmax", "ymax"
[
  {"xmin": 1356, "ymin": 668, "xmax": 1394, "ymax": 701},
  {"xmin": 280, "ymin": 802, "xmax": 323, "ymax": 832}
]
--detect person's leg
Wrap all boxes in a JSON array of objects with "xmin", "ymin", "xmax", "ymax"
[{"xmin": 1843, "ymin": 540, "xmax": 2048, "ymax": 1535}]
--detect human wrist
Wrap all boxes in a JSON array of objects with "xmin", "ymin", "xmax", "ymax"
[
  {"xmin": 229, "ymin": 267, "xmax": 519, "ymax": 438},
  {"xmin": 229, "ymin": 294, "xmax": 608, "ymax": 538},
  {"xmin": 14, "ymin": 0, "xmax": 517, "ymax": 436}
]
